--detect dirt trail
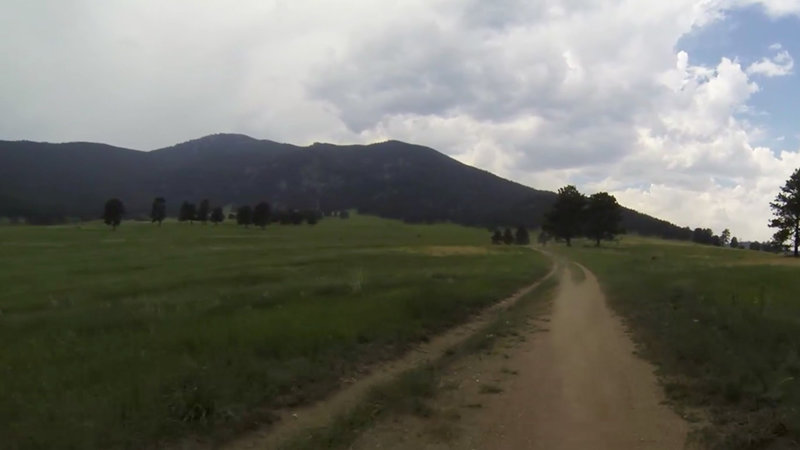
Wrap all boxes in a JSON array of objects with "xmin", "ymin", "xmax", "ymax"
[
  {"xmin": 353, "ymin": 263, "xmax": 689, "ymax": 449},
  {"xmin": 224, "ymin": 264, "xmax": 557, "ymax": 450}
]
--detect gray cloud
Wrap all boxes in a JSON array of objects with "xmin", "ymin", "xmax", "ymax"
[{"xmin": 1, "ymin": 0, "xmax": 799, "ymax": 239}]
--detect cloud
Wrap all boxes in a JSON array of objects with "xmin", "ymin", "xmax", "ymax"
[
  {"xmin": 747, "ymin": 50, "xmax": 795, "ymax": 76},
  {"xmin": 740, "ymin": 0, "xmax": 800, "ymax": 17},
  {"xmin": 1, "ymin": 0, "xmax": 799, "ymax": 240}
]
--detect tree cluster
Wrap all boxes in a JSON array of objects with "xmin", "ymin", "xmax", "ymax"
[
  {"xmin": 491, "ymin": 226, "xmax": 529, "ymax": 245},
  {"xmin": 542, "ymin": 186, "xmax": 623, "ymax": 247},
  {"xmin": 234, "ymin": 203, "xmax": 323, "ymax": 228},
  {"xmin": 104, "ymin": 197, "xmax": 325, "ymax": 229},
  {"xmin": 176, "ymin": 199, "xmax": 225, "ymax": 225}
]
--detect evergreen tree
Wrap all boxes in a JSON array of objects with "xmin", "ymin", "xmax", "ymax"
[
  {"xmin": 515, "ymin": 225, "xmax": 530, "ymax": 245},
  {"xmin": 769, "ymin": 168, "xmax": 800, "ymax": 257},
  {"xmin": 103, "ymin": 198, "xmax": 124, "ymax": 230},
  {"xmin": 197, "ymin": 199, "xmax": 210, "ymax": 224},
  {"xmin": 305, "ymin": 210, "xmax": 321, "ymax": 225},
  {"xmin": 584, "ymin": 192, "xmax": 623, "ymax": 247},
  {"xmin": 491, "ymin": 229, "xmax": 502, "ymax": 245},
  {"xmin": 720, "ymin": 228, "xmax": 731, "ymax": 246},
  {"xmin": 210, "ymin": 206, "xmax": 224, "ymax": 225},
  {"xmin": 730, "ymin": 236, "xmax": 739, "ymax": 249},
  {"xmin": 543, "ymin": 185, "xmax": 586, "ymax": 246},
  {"xmin": 252, "ymin": 202, "xmax": 271, "ymax": 229},
  {"xmin": 236, "ymin": 205, "xmax": 253, "ymax": 227},
  {"xmin": 537, "ymin": 230, "xmax": 551, "ymax": 246},
  {"xmin": 502, "ymin": 227, "xmax": 514, "ymax": 245},
  {"xmin": 178, "ymin": 201, "xmax": 196, "ymax": 223},
  {"xmin": 150, "ymin": 197, "xmax": 166, "ymax": 225}
]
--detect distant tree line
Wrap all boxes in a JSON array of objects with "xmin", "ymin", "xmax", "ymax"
[
  {"xmin": 98, "ymin": 197, "xmax": 339, "ymax": 230},
  {"xmin": 491, "ymin": 225, "xmax": 530, "ymax": 245}
]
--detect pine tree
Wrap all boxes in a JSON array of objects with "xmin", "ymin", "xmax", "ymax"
[
  {"xmin": 236, "ymin": 205, "xmax": 253, "ymax": 227},
  {"xmin": 210, "ymin": 206, "xmax": 224, "ymax": 225},
  {"xmin": 584, "ymin": 192, "xmax": 623, "ymax": 247},
  {"xmin": 197, "ymin": 199, "xmax": 210, "ymax": 224},
  {"xmin": 502, "ymin": 228, "xmax": 514, "ymax": 245},
  {"xmin": 769, "ymin": 168, "xmax": 800, "ymax": 257},
  {"xmin": 150, "ymin": 197, "xmax": 166, "ymax": 225},
  {"xmin": 103, "ymin": 198, "xmax": 124, "ymax": 230},
  {"xmin": 543, "ymin": 185, "xmax": 586, "ymax": 246},
  {"xmin": 515, "ymin": 226, "xmax": 530, "ymax": 245},
  {"xmin": 252, "ymin": 202, "xmax": 271, "ymax": 229}
]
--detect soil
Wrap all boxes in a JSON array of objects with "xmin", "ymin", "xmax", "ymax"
[{"xmin": 351, "ymin": 263, "xmax": 690, "ymax": 449}]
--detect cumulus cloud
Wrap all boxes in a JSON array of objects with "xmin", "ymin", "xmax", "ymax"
[
  {"xmin": 746, "ymin": 50, "xmax": 795, "ymax": 77},
  {"xmin": 739, "ymin": 0, "xmax": 800, "ymax": 17},
  {"xmin": 1, "ymin": 0, "xmax": 799, "ymax": 240}
]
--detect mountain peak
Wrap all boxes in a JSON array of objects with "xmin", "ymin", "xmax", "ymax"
[{"xmin": 177, "ymin": 133, "xmax": 257, "ymax": 146}]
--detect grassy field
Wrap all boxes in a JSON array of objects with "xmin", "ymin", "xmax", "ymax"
[
  {"xmin": 0, "ymin": 215, "xmax": 549, "ymax": 449},
  {"xmin": 551, "ymin": 236, "xmax": 800, "ymax": 448}
]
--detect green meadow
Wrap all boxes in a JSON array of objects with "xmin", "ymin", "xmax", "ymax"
[
  {"xmin": 0, "ymin": 215, "xmax": 549, "ymax": 449},
  {"xmin": 554, "ymin": 236, "xmax": 800, "ymax": 448}
]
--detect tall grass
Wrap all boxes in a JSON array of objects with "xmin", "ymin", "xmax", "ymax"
[
  {"xmin": 0, "ymin": 215, "xmax": 548, "ymax": 449},
  {"xmin": 556, "ymin": 237, "xmax": 800, "ymax": 449}
]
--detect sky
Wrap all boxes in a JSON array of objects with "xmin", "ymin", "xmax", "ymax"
[{"xmin": 2, "ymin": 0, "xmax": 800, "ymax": 240}]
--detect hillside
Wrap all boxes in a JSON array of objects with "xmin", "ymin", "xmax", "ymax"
[{"xmin": 0, "ymin": 134, "xmax": 688, "ymax": 236}]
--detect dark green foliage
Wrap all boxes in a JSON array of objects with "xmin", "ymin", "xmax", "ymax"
[
  {"xmin": 537, "ymin": 230, "xmax": 551, "ymax": 246},
  {"xmin": 584, "ymin": 192, "xmax": 623, "ymax": 246},
  {"xmin": 178, "ymin": 201, "xmax": 196, "ymax": 223},
  {"xmin": 692, "ymin": 228, "xmax": 715, "ymax": 245},
  {"xmin": 769, "ymin": 168, "xmax": 800, "ymax": 257},
  {"xmin": 543, "ymin": 185, "xmax": 586, "ymax": 246},
  {"xmin": 749, "ymin": 241, "xmax": 762, "ymax": 251},
  {"xmin": 196, "ymin": 199, "xmax": 210, "ymax": 224},
  {"xmin": 103, "ymin": 198, "xmax": 124, "ymax": 230},
  {"xmin": 306, "ymin": 210, "xmax": 321, "ymax": 225},
  {"xmin": 502, "ymin": 228, "xmax": 514, "ymax": 245},
  {"xmin": 491, "ymin": 229, "xmax": 502, "ymax": 245},
  {"xmin": 730, "ymin": 236, "xmax": 739, "ymax": 248},
  {"xmin": 720, "ymin": 228, "xmax": 731, "ymax": 246},
  {"xmin": 236, "ymin": 205, "xmax": 252, "ymax": 227},
  {"xmin": 339, "ymin": 210, "xmax": 350, "ymax": 219},
  {"xmin": 515, "ymin": 226, "xmax": 530, "ymax": 245},
  {"xmin": 273, "ymin": 209, "xmax": 306, "ymax": 225},
  {"xmin": 209, "ymin": 207, "xmax": 224, "ymax": 225},
  {"xmin": 252, "ymin": 202, "xmax": 271, "ymax": 229},
  {"xmin": 150, "ymin": 197, "xmax": 166, "ymax": 225}
]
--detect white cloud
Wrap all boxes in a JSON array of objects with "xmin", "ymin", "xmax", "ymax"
[
  {"xmin": 739, "ymin": 0, "xmax": 800, "ymax": 17},
  {"xmin": 1, "ymin": 0, "xmax": 799, "ymax": 240},
  {"xmin": 747, "ymin": 50, "xmax": 795, "ymax": 77}
]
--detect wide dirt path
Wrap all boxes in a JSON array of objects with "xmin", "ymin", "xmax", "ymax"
[
  {"xmin": 354, "ymin": 263, "xmax": 689, "ymax": 449},
  {"xmin": 470, "ymin": 263, "xmax": 688, "ymax": 449}
]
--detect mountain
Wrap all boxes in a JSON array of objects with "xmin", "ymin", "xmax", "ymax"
[{"xmin": 0, "ymin": 134, "xmax": 690, "ymax": 237}]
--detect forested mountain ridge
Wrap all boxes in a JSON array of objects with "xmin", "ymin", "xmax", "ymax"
[{"xmin": 0, "ymin": 134, "xmax": 689, "ymax": 237}]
